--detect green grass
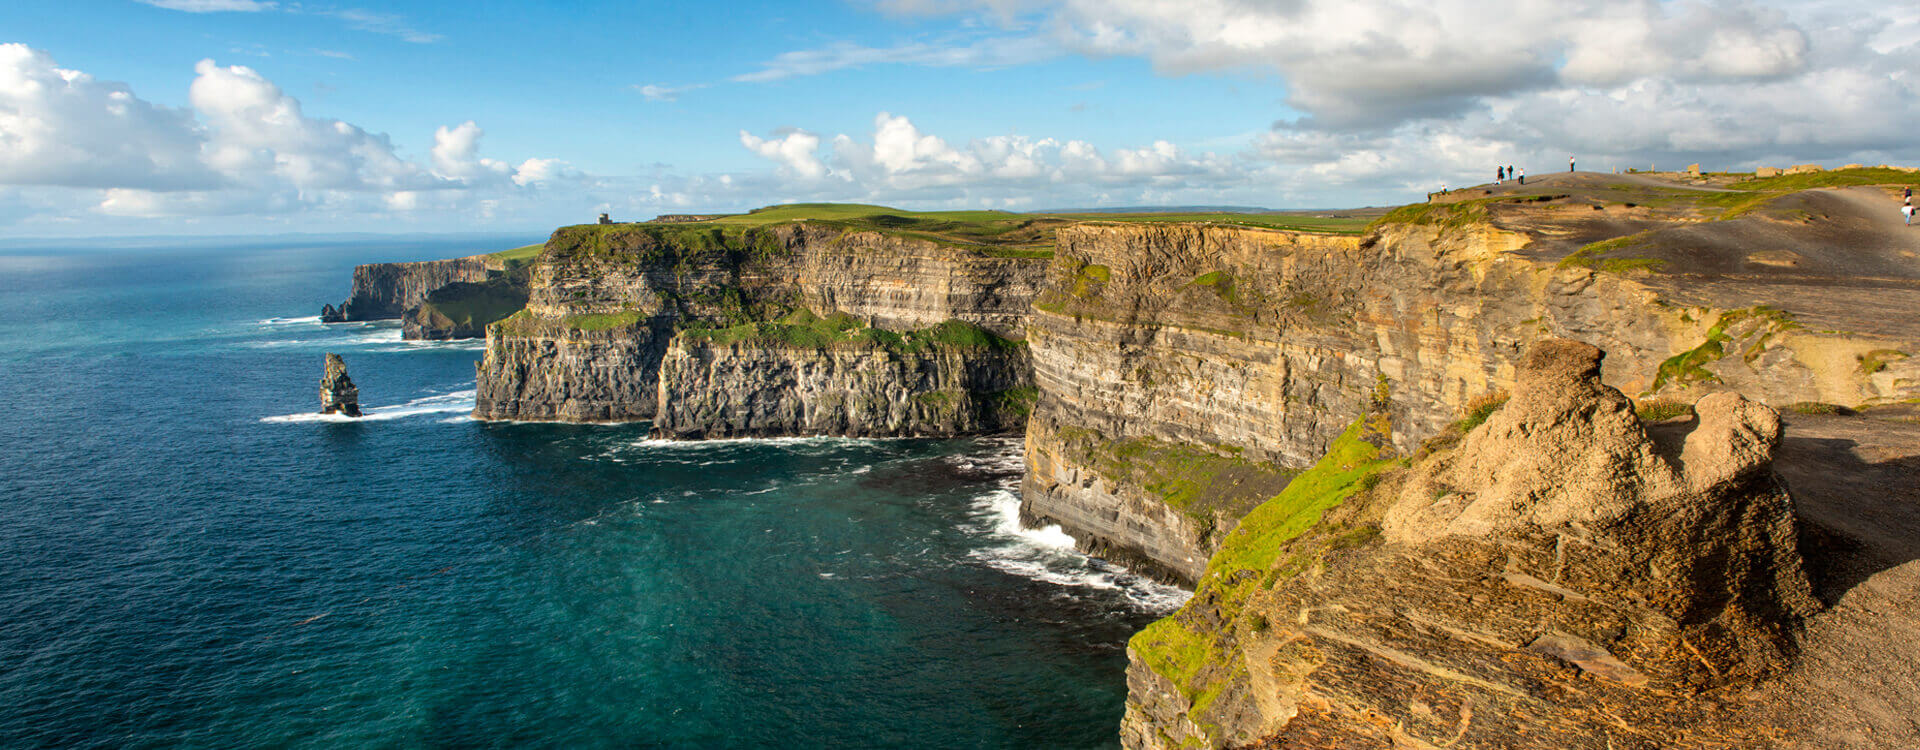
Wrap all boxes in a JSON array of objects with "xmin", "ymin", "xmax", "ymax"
[
  {"xmin": 1635, "ymin": 399, "xmax": 1693, "ymax": 422},
  {"xmin": 1558, "ymin": 232, "xmax": 1666, "ymax": 273},
  {"xmin": 679, "ymin": 308, "xmax": 1022, "ymax": 354},
  {"xmin": 1049, "ymin": 212, "xmax": 1372, "ymax": 235},
  {"xmin": 1859, "ymin": 349, "xmax": 1909, "ymax": 375},
  {"xmin": 1457, "ymin": 391, "xmax": 1509, "ymax": 432},
  {"xmin": 1128, "ymin": 417, "xmax": 1400, "ymax": 731},
  {"xmin": 1729, "ymin": 167, "xmax": 1920, "ymax": 192},
  {"xmin": 413, "ymin": 277, "xmax": 527, "ymax": 331},
  {"xmin": 1650, "ymin": 307, "xmax": 1801, "ymax": 393},
  {"xmin": 564, "ymin": 310, "xmax": 646, "ymax": 331},
  {"xmin": 487, "ymin": 243, "xmax": 544, "ymax": 264}
]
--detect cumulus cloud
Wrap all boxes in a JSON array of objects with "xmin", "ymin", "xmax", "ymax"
[
  {"xmin": 0, "ymin": 44, "xmax": 221, "ymax": 190},
  {"xmin": 740, "ymin": 128, "xmax": 829, "ymax": 179},
  {"xmin": 855, "ymin": 0, "xmax": 1920, "ymax": 197},
  {"xmin": 740, "ymin": 112, "xmax": 1240, "ymax": 203},
  {"xmin": 0, "ymin": 45, "xmax": 569, "ymax": 223}
]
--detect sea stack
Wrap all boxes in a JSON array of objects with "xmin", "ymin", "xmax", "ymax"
[
  {"xmin": 320, "ymin": 353, "xmax": 362, "ymax": 417},
  {"xmin": 319, "ymin": 303, "xmax": 344, "ymax": 323}
]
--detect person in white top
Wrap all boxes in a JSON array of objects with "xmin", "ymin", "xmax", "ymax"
[
  {"xmin": 1905, "ymin": 201, "xmax": 1915, "ymax": 226},
  {"xmin": 1569, "ymin": 156, "xmax": 1576, "ymax": 172}
]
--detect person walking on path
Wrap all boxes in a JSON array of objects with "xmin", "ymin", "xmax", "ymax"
[
  {"xmin": 1904, "ymin": 199, "xmax": 1915, "ymax": 226},
  {"xmin": 1518, "ymin": 167, "xmax": 1526, "ymax": 185},
  {"xmin": 1569, "ymin": 156, "xmax": 1576, "ymax": 172},
  {"xmin": 1905, "ymin": 186, "xmax": 1912, "ymax": 202}
]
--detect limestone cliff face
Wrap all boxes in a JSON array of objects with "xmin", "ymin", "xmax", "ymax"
[
  {"xmin": 1018, "ymin": 220, "xmax": 1913, "ymax": 585},
  {"xmin": 650, "ymin": 333, "xmax": 1033, "ymax": 439},
  {"xmin": 334, "ymin": 255, "xmax": 498, "ymax": 322},
  {"xmin": 472, "ymin": 223, "xmax": 1046, "ymax": 426},
  {"xmin": 1120, "ymin": 340, "xmax": 1818, "ymax": 749}
]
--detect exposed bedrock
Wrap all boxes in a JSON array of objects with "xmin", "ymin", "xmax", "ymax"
[
  {"xmin": 471, "ymin": 223, "xmax": 1046, "ymax": 428},
  {"xmin": 1017, "ymin": 220, "xmax": 1915, "ymax": 588},
  {"xmin": 1120, "ymin": 339, "xmax": 1818, "ymax": 749},
  {"xmin": 331, "ymin": 255, "xmax": 497, "ymax": 322},
  {"xmin": 650, "ymin": 332, "xmax": 1033, "ymax": 439},
  {"xmin": 319, "ymin": 353, "xmax": 362, "ymax": 417}
]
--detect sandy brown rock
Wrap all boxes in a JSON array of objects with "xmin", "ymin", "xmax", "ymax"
[{"xmin": 1122, "ymin": 340, "xmax": 1819, "ymax": 749}]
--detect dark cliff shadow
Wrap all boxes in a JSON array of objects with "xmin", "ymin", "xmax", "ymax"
[{"xmin": 1774, "ymin": 427, "xmax": 1920, "ymax": 607}]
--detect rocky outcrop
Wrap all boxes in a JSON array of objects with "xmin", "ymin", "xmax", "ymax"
[
  {"xmin": 650, "ymin": 325, "xmax": 1033, "ymax": 439},
  {"xmin": 320, "ymin": 353, "xmax": 361, "ymax": 417},
  {"xmin": 472, "ymin": 223, "xmax": 1047, "ymax": 424},
  {"xmin": 330, "ymin": 254, "xmax": 498, "ymax": 322},
  {"xmin": 1018, "ymin": 216, "xmax": 1917, "ymax": 589},
  {"xmin": 401, "ymin": 274, "xmax": 530, "ymax": 340},
  {"xmin": 1120, "ymin": 339, "xmax": 1818, "ymax": 749}
]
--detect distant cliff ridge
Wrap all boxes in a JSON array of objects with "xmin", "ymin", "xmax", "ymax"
[
  {"xmin": 329, "ymin": 255, "xmax": 497, "ymax": 321},
  {"xmin": 471, "ymin": 219, "xmax": 1048, "ymax": 428}
]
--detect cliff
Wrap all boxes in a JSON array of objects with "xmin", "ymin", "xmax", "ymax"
[
  {"xmin": 651, "ymin": 316, "xmax": 1033, "ymax": 439},
  {"xmin": 1019, "ymin": 178, "xmax": 1920, "ymax": 584},
  {"xmin": 472, "ymin": 219, "xmax": 1048, "ymax": 427},
  {"xmin": 1120, "ymin": 340, "xmax": 1821, "ymax": 749},
  {"xmin": 330, "ymin": 254, "xmax": 498, "ymax": 322}
]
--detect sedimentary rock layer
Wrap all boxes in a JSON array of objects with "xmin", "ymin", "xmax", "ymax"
[
  {"xmin": 651, "ymin": 332, "xmax": 1033, "ymax": 439},
  {"xmin": 334, "ymin": 255, "xmax": 498, "ymax": 321},
  {"xmin": 472, "ymin": 223, "xmax": 1046, "ymax": 425},
  {"xmin": 1018, "ymin": 218, "xmax": 1917, "ymax": 585},
  {"xmin": 1120, "ymin": 340, "xmax": 1818, "ymax": 749}
]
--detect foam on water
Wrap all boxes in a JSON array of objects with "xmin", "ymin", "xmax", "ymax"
[
  {"xmin": 261, "ymin": 389, "xmax": 475, "ymax": 424},
  {"xmin": 959, "ymin": 438, "xmax": 1192, "ymax": 613}
]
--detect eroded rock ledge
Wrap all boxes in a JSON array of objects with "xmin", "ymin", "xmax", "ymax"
[{"xmin": 1121, "ymin": 339, "xmax": 1819, "ymax": 749}]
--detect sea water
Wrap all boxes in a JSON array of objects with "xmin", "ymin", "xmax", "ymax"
[{"xmin": 0, "ymin": 238, "xmax": 1185, "ymax": 748}]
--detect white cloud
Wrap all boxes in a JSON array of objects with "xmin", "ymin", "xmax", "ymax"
[
  {"xmin": 0, "ymin": 45, "xmax": 577, "ymax": 225},
  {"xmin": 733, "ymin": 35, "xmax": 1058, "ymax": 83},
  {"xmin": 0, "ymin": 44, "xmax": 221, "ymax": 190},
  {"xmin": 633, "ymin": 83, "xmax": 708, "ymax": 102},
  {"xmin": 135, "ymin": 0, "xmax": 276, "ymax": 12},
  {"xmin": 431, "ymin": 121, "xmax": 512, "ymax": 182},
  {"xmin": 309, "ymin": 8, "xmax": 443, "ymax": 44},
  {"xmin": 740, "ymin": 128, "xmax": 829, "ymax": 179},
  {"xmin": 741, "ymin": 112, "xmax": 1241, "ymax": 203}
]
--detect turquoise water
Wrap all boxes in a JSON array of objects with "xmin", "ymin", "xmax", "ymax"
[{"xmin": 0, "ymin": 239, "xmax": 1182, "ymax": 748}]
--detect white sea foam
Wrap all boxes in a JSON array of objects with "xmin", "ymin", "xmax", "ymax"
[
  {"xmin": 961, "ymin": 439, "xmax": 1191, "ymax": 613},
  {"xmin": 258, "ymin": 315, "xmax": 322, "ymax": 326},
  {"xmin": 261, "ymin": 389, "xmax": 475, "ymax": 424}
]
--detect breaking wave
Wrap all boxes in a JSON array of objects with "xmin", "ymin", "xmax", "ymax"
[
  {"xmin": 960, "ymin": 438, "xmax": 1191, "ymax": 613},
  {"xmin": 261, "ymin": 389, "xmax": 475, "ymax": 424}
]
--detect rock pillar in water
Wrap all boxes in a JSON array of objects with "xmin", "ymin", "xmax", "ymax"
[
  {"xmin": 320, "ymin": 353, "xmax": 362, "ymax": 417},
  {"xmin": 320, "ymin": 303, "xmax": 344, "ymax": 323}
]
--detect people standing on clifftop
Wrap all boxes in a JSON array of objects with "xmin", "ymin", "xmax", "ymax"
[
  {"xmin": 1518, "ymin": 167, "xmax": 1526, "ymax": 185},
  {"xmin": 1569, "ymin": 156, "xmax": 1576, "ymax": 172},
  {"xmin": 1496, "ymin": 167, "xmax": 1504, "ymax": 184}
]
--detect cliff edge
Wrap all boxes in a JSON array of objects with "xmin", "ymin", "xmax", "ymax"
[{"xmin": 1122, "ymin": 339, "xmax": 1819, "ymax": 749}]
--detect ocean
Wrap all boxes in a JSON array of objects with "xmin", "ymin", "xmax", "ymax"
[{"xmin": 0, "ymin": 238, "xmax": 1183, "ymax": 749}]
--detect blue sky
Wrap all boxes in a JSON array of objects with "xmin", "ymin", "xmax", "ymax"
[{"xmin": 3, "ymin": 0, "xmax": 1918, "ymax": 236}]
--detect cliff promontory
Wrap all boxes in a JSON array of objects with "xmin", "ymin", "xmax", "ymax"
[
  {"xmin": 472, "ymin": 208, "xmax": 1050, "ymax": 432},
  {"xmin": 1121, "ymin": 339, "xmax": 1820, "ymax": 749},
  {"xmin": 323, "ymin": 245, "xmax": 537, "ymax": 340},
  {"xmin": 1019, "ymin": 171, "xmax": 1919, "ymax": 585}
]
